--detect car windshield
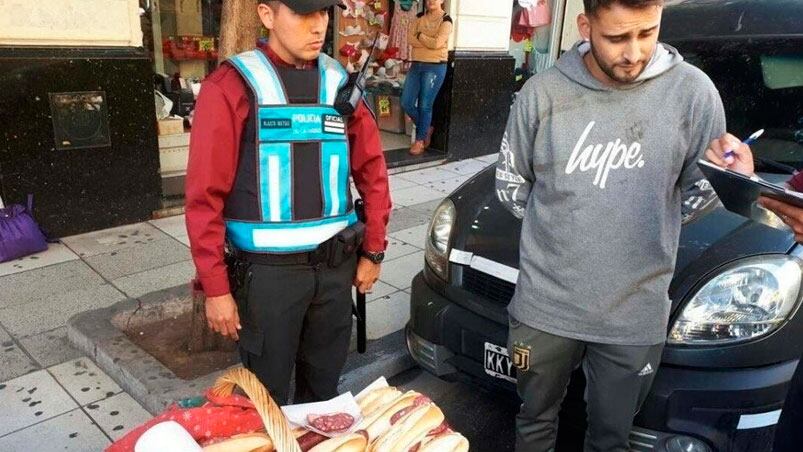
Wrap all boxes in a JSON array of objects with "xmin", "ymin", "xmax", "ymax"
[{"xmin": 681, "ymin": 42, "xmax": 803, "ymax": 174}]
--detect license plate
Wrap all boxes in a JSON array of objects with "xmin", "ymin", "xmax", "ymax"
[{"xmin": 484, "ymin": 342, "xmax": 517, "ymax": 383}]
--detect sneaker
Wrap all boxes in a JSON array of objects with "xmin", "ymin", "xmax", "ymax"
[{"xmin": 409, "ymin": 140, "xmax": 426, "ymax": 156}]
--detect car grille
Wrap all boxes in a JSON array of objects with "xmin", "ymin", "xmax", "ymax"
[
  {"xmin": 462, "ymin": 267, "xmax": 515, "ymax": 305},
  {"xmin": 629, "ymin": 428, "xmax": 660, "ymax": 450}
]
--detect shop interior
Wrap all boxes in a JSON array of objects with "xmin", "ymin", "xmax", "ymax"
[
  {"xmin": 508, "ymin": 0, "xmax": 555, "ymax": 90},
  {"xmin": 140, "ymin": 0, "xmax": 446, "ymax": 208},
  {"xmin": 139, "ymin": 0, "xmax": 555, "ymax": 209}
]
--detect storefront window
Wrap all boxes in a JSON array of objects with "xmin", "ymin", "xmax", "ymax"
[
  {"xmin": 146, "ymin": 0, "xmax": 222, "ymax": 81},
  {"xmin": 509, "ymin": 0, "xmax": 556, "ymax": 89},
  {"xmin": 142, "ymin": 0, "xmax": 445, "ymax": 207},
  {"xmin": 336, "ymin": 0, "xmax": 410, "ymax": 153},
  {"xmin": 140, "ymin": 0, "xmax": 223, "ymax": 206}
]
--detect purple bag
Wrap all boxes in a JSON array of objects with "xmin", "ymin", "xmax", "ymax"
[{"xmin": 0, "ymin": 194, "xmax": 48, "ymax": 263}]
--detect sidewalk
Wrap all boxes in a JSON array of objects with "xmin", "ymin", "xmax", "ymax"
[{"xmin": 0, "ymin": 153, "xmax": 497, "ymax": 450}]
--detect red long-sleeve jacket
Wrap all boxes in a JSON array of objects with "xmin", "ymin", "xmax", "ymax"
[{"xmin": 185, "ymin": 47, "xmax": 391, "ymax": 297}]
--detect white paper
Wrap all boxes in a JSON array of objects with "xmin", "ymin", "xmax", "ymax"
[
  {"xmin": 135, "ymin": 421, "xmax": 201, "ymax": 452},
  {"xmin": 191, "ymin": 82, "xmax": 202, "ymax": 99},
  {"xmin": 154, "ymin": 90, "xmax": 173, "ymax": 120},
  {"xmin": 281, "ymin": 392, "xmax": 363, "ymax": 438}
]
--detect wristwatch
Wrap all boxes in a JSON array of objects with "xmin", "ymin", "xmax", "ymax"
[{"xmin": 361, "ymin": 250, "xmax": 385, "ymax": 264}]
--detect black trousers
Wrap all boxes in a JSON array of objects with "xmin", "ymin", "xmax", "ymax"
[
  {"xmin": 773, "ymin": 358, "xmax": 803, "ymax": 451},
  {"xmin": 233, "ymin": 254, "xmax": 357, "ymax": 405}
]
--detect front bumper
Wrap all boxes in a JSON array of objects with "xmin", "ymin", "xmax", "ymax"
[{"xmin": 407, "ymin": 272, "xmax": 798, "ymax": 452}]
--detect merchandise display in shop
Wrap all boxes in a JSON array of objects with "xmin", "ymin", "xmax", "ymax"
[{"xmin": 162, "ymin": 36, "xmax": 220, "ymax": 61}]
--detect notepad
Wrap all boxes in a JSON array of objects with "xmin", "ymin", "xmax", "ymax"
[{"xmin": 697, "ymin": 160, "xmax": 803, "ymax": 228}]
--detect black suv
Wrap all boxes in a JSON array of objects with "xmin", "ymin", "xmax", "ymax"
[{"xmin": 405, "ymin": 1, "xmax": 803, "ymax": 451}]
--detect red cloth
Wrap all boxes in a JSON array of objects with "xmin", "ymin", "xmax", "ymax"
[
  {"xmin": 518, "ymin": 0, "xmax": 551, "ymax": 29},
  {"xmin": 185, "ymin": 46, "xmax": 392, "ymax": 297},
  {"xmin": 512, "ymin": 0, "xmax": 551, "ymax": 42},
  {"xmin": 106, "ymin": 392, "xmax": 265, "ymax": 452},
  {"xmin": 788, "ymin": 172, "xmax": 803, "ymax": 192},
  {"xmin": 511, "ymin": 10, "xmax": 533, "ymax": 42}
]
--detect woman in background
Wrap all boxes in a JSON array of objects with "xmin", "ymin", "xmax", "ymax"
[{"xmin": 402, "ymin": 0, "xmax": 452, "ymax": 155}]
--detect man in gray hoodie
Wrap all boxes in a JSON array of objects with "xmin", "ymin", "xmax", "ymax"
[{"xmin": 495, "ymin": 0, "xmax": 747, "ymax": 450}]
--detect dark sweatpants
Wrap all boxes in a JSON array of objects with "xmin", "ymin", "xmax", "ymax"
[
  {"xmin": 773, "ymin": 358, "xmax": 803, "ymax": 452},
  {"xmin": 508, "ymin": 316, "xmax": 664, "ymax": 452},
  {"xmin": 233, "ymin": 254, "xmax": 357, "ymax": 405}
]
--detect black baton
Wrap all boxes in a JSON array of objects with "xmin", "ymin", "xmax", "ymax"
[
  {"xmin": 355, "ymin": 290, "xmax": 367, "ymax": 353},
  {"xmin": 354, "ymin": 199, "xmax": 367, "ymax": 353}
]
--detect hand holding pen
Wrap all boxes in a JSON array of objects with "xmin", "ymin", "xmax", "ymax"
[
  {"xmin": 705, "ymin": 130, "xmax": 760, "ymax": 177},
  {"xmin": 724, "ymin": 129, "xmax": 764, "ymax": 160}
]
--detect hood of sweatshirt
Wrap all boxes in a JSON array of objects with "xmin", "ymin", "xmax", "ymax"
[{"xmin": 555, "ymin": 41, "xmax": 684, "ymax": 91}]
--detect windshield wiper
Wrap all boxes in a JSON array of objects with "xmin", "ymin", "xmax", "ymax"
[{"xmin": 756, "ymin": 157, "xmax": 798, "ymax": 175}]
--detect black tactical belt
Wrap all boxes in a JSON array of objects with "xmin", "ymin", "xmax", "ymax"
[{"xmin": 236, "ymin": 243, "xmax": 331, "ymax": 266}]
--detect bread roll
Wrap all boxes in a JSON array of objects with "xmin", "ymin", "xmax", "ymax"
[
  {"xmin": 368, "ymin": 404, "xmax": 445, "ymax": 452},
  {"xmin": 201, "ymin": 433, "xmax": 273, "ymax": 452},
  {"xmin": 308, "ymin": 433, "xmax": 368, "ymax": 452},
  {"xmin": 358, "ymin": 387, "xmax": 403, "ymax": 417},
  {"xmin": 354, "ymin": 391, "xmax": 422, "ymax": 441},
  {"xmin": 418, "ymin": 432, "xmax": 469, "ymax": 452}
]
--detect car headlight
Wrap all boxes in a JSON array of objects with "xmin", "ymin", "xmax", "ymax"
[
  {"xmin": 668, "ymin": 255, "xmax": 802, "ymax": 345},
  {"xmin": 425, "ymin": 199, "xmax": 456, "ymax": 281}
]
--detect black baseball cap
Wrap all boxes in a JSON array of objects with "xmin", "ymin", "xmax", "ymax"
[{"xmin": 267, "ymin": 0, "xmax": 346, "ymax": 14}]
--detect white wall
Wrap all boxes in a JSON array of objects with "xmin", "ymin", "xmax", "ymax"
[
  {"xmin": 561, "ymin": 0, "xmax": 584, "ymax": 51},
  {"xmin": 0, "ymin": 0, "xmax": 143, "ymax": 47},
  {"xmin": 450, "ymin": 0, "xmax": 514, "ymax": 52}
]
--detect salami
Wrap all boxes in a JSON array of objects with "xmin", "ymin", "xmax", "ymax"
[
  {"xmin": 390, "ymin": 406, "xmax": 415, "ymax": 425},
  {"xmin": 427, "ymin": 421, "xmax": 450, "ymax": 437},
  {"xmin": 307, "ymin": 412, "xmax": 355, "ymax": 433},
  {"xmin": 414, "ymin": 395, "xmax": 433, "ymax": 406},
  {"xmin": 391, "ymin": 396, "xmax": 433, "ymax": 425},
  {"xmin": 298, "ymin": 431, "xmax": 328, "ymax": 451}
]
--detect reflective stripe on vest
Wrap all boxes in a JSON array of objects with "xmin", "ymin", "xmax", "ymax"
[
  {"xmin": 226, "ymin": 211, "xmax": 359, "ymax": 253},
  {"xmin": 227, "ymin": 50, "xmax": 287, "ymax": 105},
  {"xmin": 225, "ymin": 50, "xmax": 354, "ymax": 253}
]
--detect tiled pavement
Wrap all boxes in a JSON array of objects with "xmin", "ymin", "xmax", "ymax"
[
  {"xmin": 0, "ymin": 358, "xmax": 151, "ymax": 450},
  {"xmin": 0, "ymin": 153, "xmax": 497, "ymax": 450}
]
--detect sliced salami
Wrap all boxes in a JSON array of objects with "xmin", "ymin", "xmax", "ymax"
[
  {"xmin": 391, "ymin": 396, "xmax": 433, "ymax": 425},
  {"xmin": 427, "ymin": 421, "xmax": 451, "ymax": 437},
  {"xmin": 307, "ymin": 412, "xmax": 355, "ymax": 433},
  {"xmin": 414, "ymin": 395, "xmax": 433, "ymax": 406},
  {"xmin": 298, "ymin": 431, "xmax": 328, "ymax": 451},
  {"xmin": 390, "ymin": 406, "xmax": 415, "ymax": 425}
]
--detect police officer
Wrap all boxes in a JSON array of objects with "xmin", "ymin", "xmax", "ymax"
[{"xmin": 185, "ymin": 0, "xmax": 391, "ymax": 405}]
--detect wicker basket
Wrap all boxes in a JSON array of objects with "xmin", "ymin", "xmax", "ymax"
[{"xmin": 210, "ymin": 367, "xmax": 302, "ymax": 452}]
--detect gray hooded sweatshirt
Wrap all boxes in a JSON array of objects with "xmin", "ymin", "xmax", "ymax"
[{"xmin": 496, "ymin": 42, "xmax": 725, "ymax": 345}]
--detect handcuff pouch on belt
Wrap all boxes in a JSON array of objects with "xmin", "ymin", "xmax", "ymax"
[
  {"xmin": 224, "ymin": 219, "xmax": 364, "ymax": 294},
  {"xmin": 328, "ymin": 221, "xmax": 365, "ymax": 268},
  {"xmin": 224, "ymin": 244, "xmax": 251, "ymax": 298}
]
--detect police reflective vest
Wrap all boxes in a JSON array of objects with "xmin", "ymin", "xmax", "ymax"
[{"xmin": 224, "ymin": 50, "xmax": 357, "ymax": 253}]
